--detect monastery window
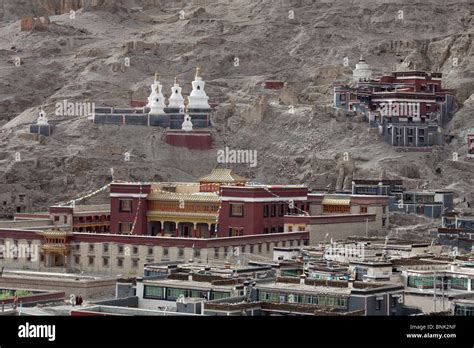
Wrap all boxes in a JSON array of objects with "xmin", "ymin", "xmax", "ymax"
[
  {"xmin": 360, "ymin": 206, "xmax": 368, "ymax": 214},
  {"xmin": 194, "ymin": 248, "xmax": 201, "ymax": 258},
  {"xmin": 278, "ymin": 226, "xmax": 284, "ymax": 233},
  {"xmin": 263, "ymin": 228, "xmax": 268, "ymax": 234},
  {"xmin": 229, "ymin": 227, "xmax": 244, "ymax": 237},
  {"xmin": 132, "ymin": 259, "xmax": 139, "ymax": 268},
  {"xmin": 119, "ymin": 199, "xmax": 132, "ymax": 212},
  {"xmin": 282, "ymin": 241, "xmax": 286, "ymax": 247},
  {"xmin": 74, "ymin": 255, "xmax": 80, "ymax": 265},
  {"xmin": 271, "ymin": 204, "xmax": 276, "ymax": 217},
  {"xmin": 271, "ymin": 227, "xmax": 276, "ymax": 233},
  {"xmin": 263, "ymin": 205, "xmax": 269, "ymax": 218},
  {"xmin": 178, "ymin": 248, "xmax": 184, "ymax": 257},
  {"xmin": 288, "ymin": 226, "xmax": 293, "ymax": 232},
  {"xmin": 54, "ymin": 216, "xmax": 59, "ymax": 222},
  {"xmin": 89, "ymin": 244, "xmax": 94, "ymax": 252},
  {"xmin": 119, "ymin": 222, "xmax": 132, "ymax": 235},
  {"xmin": 118, "ymin": 245, "xmax": 124, "ymax": 254},
  {"xmin": 258, "ymin": 244, "xmax": 262, "ymax": 253},
  {"xmin": 279, "ymin": 204, "xmax": 284, "ymax": 217},
  {"xmin": 214, "ymin": 248, "xmax": 219, "ymax": 258},
  {"xmin": 88, "ymin": 257, "xmax": 94, "ymax": 266},
  {"xmin": 250, "ymin": 245, "xmax": 254, "ymax": 254},
  {"xmin": 230, "ymin": 204, "xmax": 244, "ymax": 217},
  {"xmin": 133, "ymin": 246, "xmax": 138, "ymax": 255},
  {"xmin": 103, "ymin": 257, "xmax": 109, "ymax": 267},
  {"xmin": 266, "ymin": 243, "xmax": 270, "ymax": 252},
  {"xmin": 117, "ymin": 258, "xmax": 123, "ymax": 268},
  {"xmin": 323, "ymin": 205, "xmax": 350, "ymax": 214},
  {"xmin": 149, "ymin": 247, "xmax": 154, "ymax": 255},
  {"xmin": 103, "ymin": 244, "xmax": 109, "ymax": 253}
]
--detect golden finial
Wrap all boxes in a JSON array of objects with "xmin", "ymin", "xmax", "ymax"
[
  {"xmin": 174, "ymin": 76, "xmax": 178, "ymax": 84},
  {"xmin": 154, "ymin": 72, "xmax": 159, "ymax": 81},
  {"xmin": 195, "ymin": 65, "xmax": 201, "ymax": 78}
]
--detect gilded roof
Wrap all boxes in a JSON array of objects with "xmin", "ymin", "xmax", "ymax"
[
  {"xmin": 148, "ymin": 190, "xmax": 220, "ymax": 203},
  {"xmin": 322, "ymin": 198, "xmax": 351, "ymax": 206},
  {"xmin": 41, "ymin": 230, "xmax": 73, "ymax": 237},
  {"xmin": 198, "ymin": 168, "xmax": 247, "ymax": 183}
]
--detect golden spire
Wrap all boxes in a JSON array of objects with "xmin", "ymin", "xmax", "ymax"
[
  {"xmin": 174, "ymin": 76, "xmax": 178, "ymax": 84},
  {"xmin": 195, "ymin": 65, "xmax": 201, "ymax": 78},
  {"xmin": 154, "ymin": 72, "xmax": 159, "ymax": 81}
]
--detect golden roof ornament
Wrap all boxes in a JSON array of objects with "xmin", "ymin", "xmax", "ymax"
[
  {"xmin": 154, "ymin": 72, "xmax": 159, "ymax": 81},
  {"xmin": 195, "ymin": 65, "xmax": 201, "ymax": 78}
]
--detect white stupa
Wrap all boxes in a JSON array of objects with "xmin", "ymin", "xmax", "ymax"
[
  {"xmin": 181, "ymin": 112, "xmax": 193, "ymax": 131},
  {"xmin": 353, "ymin": 56, "xmax": 372, "ymax": 82},
  {"xmin": 187, "ymin": 66, "xmax": 210, "ymax": 109},
  {"xmin": 147, "ymin": 72, "xmax": 166, "ymax": 115},
  {"xmin": 37, "ymin": 107, "xmax": 49, "ymax": 125},
  {"xmin": 168, "ymin": 77, "xmax": 185, "ymax": 109}
]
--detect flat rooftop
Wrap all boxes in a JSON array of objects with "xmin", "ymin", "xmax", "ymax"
[{"xmin": 142, "ymin": 278, "xmax": 237, "ymax": 291}]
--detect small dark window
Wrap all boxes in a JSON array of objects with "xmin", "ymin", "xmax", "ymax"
[
  {"xmin": 263, "ymin": 205, "xmax": 269, "ymax": 218},
  {"xmin": 376, "ymin": 299, "xmax": 382, "ymax": 310},
  {"xmin": 119, "ymin": 199, "xmax": 132, "ymax": 212},
  {"xmin": 271, "ymin": 204, "xmax": 276, "ymax": 217},
  {"xmin": 117, "ymin": 258, "xmax": 123, "ymax": 267},
  {"xmin": 230, "ymin": 204, "xmax": 244, "ymax": 217}
]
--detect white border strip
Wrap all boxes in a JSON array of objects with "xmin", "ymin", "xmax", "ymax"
[{"xmin": 220, "ymin": 196, "xmax": 307, "ymax": 203}]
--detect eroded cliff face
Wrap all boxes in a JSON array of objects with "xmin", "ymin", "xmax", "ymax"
[{"xmin": 0, "ymin": 0, "xmax": 472, "ymax": 212}]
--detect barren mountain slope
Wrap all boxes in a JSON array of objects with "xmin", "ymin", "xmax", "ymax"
[{"xmin": 0, "ymin": 0, "xmax": 472, "ymax": 211}]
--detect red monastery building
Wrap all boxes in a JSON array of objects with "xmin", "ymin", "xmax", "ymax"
[{"xmin": 0, "ymin": 169, "xmax": 389, "ymax": 275}]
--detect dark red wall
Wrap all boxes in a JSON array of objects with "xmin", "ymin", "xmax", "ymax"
[
  {"xmin": 218, "ymin": 186, "xmax": 308, "ymax": 237},
  {"xmin": 110, "ymin": 184, "xmax": 151, "ymax": 235},
  {"xmin": 165, "ymin": 131, "xmax": 212, "ymax": 150}
]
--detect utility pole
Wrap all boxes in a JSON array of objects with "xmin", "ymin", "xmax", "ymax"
[{"xmin": 433, "ymin": 271, "xmax": 437, "ymax": 312}]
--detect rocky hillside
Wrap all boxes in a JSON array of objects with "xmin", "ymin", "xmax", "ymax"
[{"xmin": 0, "ymin": 0, "xmax": 472, "ymax": 211}]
